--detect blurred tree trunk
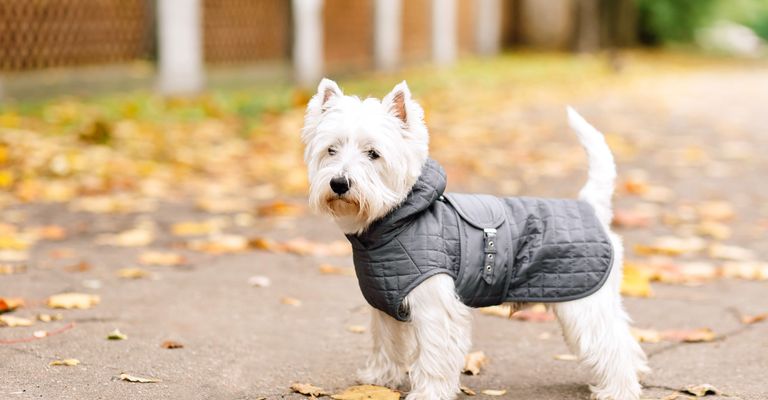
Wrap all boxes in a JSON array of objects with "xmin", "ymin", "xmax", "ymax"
[
  {"xmin": 575, "ymin": 0, "xmax": 600, "ymax": 52},
  {"xmin": 572, "ymin": 0, "xmax": 637, "ymax": 52}
]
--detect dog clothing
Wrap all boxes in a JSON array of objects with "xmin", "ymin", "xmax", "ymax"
[{"xmin": 346, "ymin": 159, "xmax": 614, "ymax": 321}]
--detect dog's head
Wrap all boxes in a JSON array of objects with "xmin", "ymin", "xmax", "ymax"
[{"xmin": 301, "ymin": 79, "xmax": 429, "ymax": 234}]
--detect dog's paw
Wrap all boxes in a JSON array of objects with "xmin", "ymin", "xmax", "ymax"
[{"xmin": 356, "ymin": 366, "xmax": 406, "ymax": 388}]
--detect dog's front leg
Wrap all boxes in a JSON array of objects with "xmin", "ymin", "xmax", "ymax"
[
  {"xmin": 405, "ymin": 274, "xmax": 471, "ymax": 400},
  {"xmin": 357, "ymin": 308, "xmax": 413, "ymax": 388}
]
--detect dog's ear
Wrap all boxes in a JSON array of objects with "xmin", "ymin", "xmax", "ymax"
[
  {"xmin": 382, "ymin": 81, "xmax": 411, "ymax": 126},
  {"xmin": 316, "ymin": 78, "xmax": 343, "ymax": 111}
]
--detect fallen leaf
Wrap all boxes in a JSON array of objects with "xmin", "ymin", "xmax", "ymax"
[
  {"xmin": 47, "ymin": 293, "xmax": 100, "ymax": 309},
  {"xmin": 63, "ymin": 261, "xmax": 92, "ymax": 272},
  {"xmin": 188, "ymin": 234, "xmax": 249, "ymax": 254},
  {"xmin": 138, "ymin": 251, "xmax": 186, "ymax": 266},
  {"xmin": 0, "ymin": 263, "xmax": 27, "ymax": 275},
  {"xmin": 661, "ymin": 394, "xmax": 695, "ymax": 400},
  {"xmin": 161, "ymin": 340, "xmax": 184, "ymax": 349},
  {"xmin": 37, "ymin": 313, "xmax": 63, "ymax": 322},
  {"xmin": 0, "ymin": 297, "xmax": 25, "ymax": 313},
  {"xmin": 97, "ymin": 228, "xmax": 154, "ymax": 247},
  {"xmin": 612, "ymin": 207, "xmax": 655, "ymax": 228},
  {"xmin": 107, "ymin": 328, "xmax": 128, "ymax": 340},
  {"xmin": 319, "ymin": 264, "xmax": 355, "ymax": 276},
  {"xmin": 720, "ymin": 261, "xmax": 768, "ymax": 280},
  {"xmin": 634, "ymin": 236, "xmax": 705, "ymax": 257},
  {"xmin": 463, "ymin": 351, "xmax": 488, "ymax": 375},
  {"xmin": 171, "ymin": 220, "xmax": 221, "ymax": 236},
  {"xmin": 696, "ymin": 221, "xmax": 731, "ymax": 240},
  {"xmin": 621, "ymin": 263, "xmax": 653, "ymax": 297},
  {"xmin": 681, "ymin": 383, "xmax": 720, "ymax": 396},
  {"xmin": 631, "ymin": 327, "xmax": 662, "ymax": 343},
  {"xmin": 281, "ymin": 297, "xmax": 302, "ymax": 306},
  {"xmin": 282, "ymin": 238, "xmax": 351, "ymax": 257},
  {"xmin": 346, "ymin": 325, "xmax": 366, "ymax": 334},
  {"xmin": 291, "ymin": 382, "xmax": 329, "ymax": 397},
  {"xmin": 553, "ymin": 354, "xmax": 578, "ymax": 361},
  {"xmin": 510, "ymin": 303, "xmax": 555, "ymax": 322},
  {"xmin": 331, "ymin": 385, "xmax": 400, "ymax": 400},
  {"xmin": 196, "ymin": 197, "xmax": 250, "ymax": 213},
  {"xmin": 0, "ymin": 314, "xmax": 33, "ymax": 327},
  {"xmin": 257, "ymin": 201, "xmax": 304, "ymax": 217},
  {"xmin": 707, "ymin": 244, "xmax": 755, "ymax": 261},
  {"xmin": 50, "ymin": 359, "xmax": 80, "ymax": 366},
  {"xmin": 34, "ymin": 225, "xmax": 67, "ymax": 240},
  {"xmin": 740, "ymin": 313, "xmax": 768, "ymax": 324},
  {"xmin": 117, "ymin": 267, "xmax": 152, "ymax": 279},
  {"xmin": 460, "ymin": 385, "xmax": 476, "ymax": 396},
  {"xmin": 119, "ymin": 373, "xmax": 160, "ymax": 383},
  {"xmin": 479, "ymin": 305, "xmax": 513, "ymax": 318},
  {"xmin": 696, "ymin": 201, "xmax": 734, "ymax": 221},
  {"xmin": 480, "ymin": 389, "xmax": 508, "ymax": 396},
  {"xmin": 248, "ymin": 275, "xmax": 271, "ymax": 287},
  {"xmin": 661, "ymin": 328, "xmax": 716, "ymax": 343}
]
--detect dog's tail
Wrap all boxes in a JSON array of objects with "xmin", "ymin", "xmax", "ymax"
[{"xmin": 567, "ymin": 106, "xmax": 616, "ymax": 226}]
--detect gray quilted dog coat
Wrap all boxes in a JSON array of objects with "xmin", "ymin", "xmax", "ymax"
[{"xmin": 346, "ymin": 159, "xmax": 614, "ymax": 321}]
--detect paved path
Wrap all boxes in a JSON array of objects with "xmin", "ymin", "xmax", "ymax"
[{"xmin": 2, "ymin": 61, "xmax": 768, "ymax": 399}]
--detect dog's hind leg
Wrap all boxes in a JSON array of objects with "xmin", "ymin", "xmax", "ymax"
[
  {"xmin": 552, "ymin": 234, "xmax": 649, "ymax": 400},
  {"xmin": 357, "ymin": 308, "xmax": 413, "ymax": 388},
  {"xmin": 404, "ymin": 274, "xmax": 471, "ymax": 400}
]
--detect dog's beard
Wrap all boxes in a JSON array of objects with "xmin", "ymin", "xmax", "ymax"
[{"xmin": 326, "ymin": 195, "xmax": 360, "ymax": 216}]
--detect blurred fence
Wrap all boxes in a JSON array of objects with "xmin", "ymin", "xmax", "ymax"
[{"xmin": 0, "ymin": 0, "xmax": 637, "ymax": 97}]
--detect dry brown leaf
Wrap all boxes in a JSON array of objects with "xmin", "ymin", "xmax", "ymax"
[
  {"xmin": 346, "ymin": 325, "xmax": 366, "ymax": 334},
  {"xmin": 510, "ymin": 303, "xmax": 555, "ymax": 322},
  {"xmin": 460, "ymin": 385, "xmax": 476, "ymax": 396},
  {"xmin": 281, "ymin": 297, "xmax": 302, "ymax": 306},
  {"xmin": 119, "ymin": 373, "xmax": 160, "ymax": 383},
  {"xmin": 47, "ymin": 293, "xmax": 100, "ymax": 309},
  {"xmin": 621, "ymin": 263, "xmax": 653, "ymax": 297},
  {"xmin": 50, "ymin": 358, "xmax": 80, "ymax": 366},
  {"xmin": 661, "ymin": 328, "xmax": 716, "ymax": 343},
  {"xmin": 0, "ymin": 297, "xmax": 25, "ymax": 313},
  {"xmin": 161, "ymin": 340, "xmax": 184, "ymax": 349},
  {"xmin": 117, "ymin": 267, "xmax": 152, "ymax": 279},
  {"xmin": 480, "ymin": 389, "xmax": 508, "ymax": 396},
  {"xmin": 681, "ymin": 383, "xmax": 720, "ymax": 396},
  {"xmin": 331, "ymin": 385, "xmax": 399, "ymax": 400},
  {"xmin": 138, "ymin": 251, "xmax": 186, "ymax": 266},
  {"xmin": 0, "ymin": 314, "xmax": 33, "ymax": 327},
  {"xmin": 34, "ymin": 225, "xmax": 67, "ymax": 240},
  {"xmin": 463, "ymin": 351, "xmax": 488, "ymax": 375},
  {"xmin": 319, "ymin": 264, "xmax": 355, "ymax": 276},
  {"xmin": 63, "ymin": 261, "xmax": 92, "ymax": 272},
  {"xmin": 291, "ymin": 382, "xmax": 329, "ymax": 397},
  {"xmin": 740, "ymin": 313, "xmax": 768, "ymax": 324},
  {"xmin": 553, "ymin": 354, "xmax": 578, "ymax": 361}
]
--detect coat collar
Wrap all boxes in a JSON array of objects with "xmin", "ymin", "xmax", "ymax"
[{"xmin": 347, "ymin": 158, "xmax": 447, "ymax": 248}]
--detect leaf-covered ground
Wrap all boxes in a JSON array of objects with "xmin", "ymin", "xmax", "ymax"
[{"xmin": 1, "ymin": 52, "xmax": 767, "ymax": 399}]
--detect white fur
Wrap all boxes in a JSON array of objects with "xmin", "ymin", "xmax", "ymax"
[{"xmin": 302, "ymin": 80, "xmax": 648, "ymax": 400}]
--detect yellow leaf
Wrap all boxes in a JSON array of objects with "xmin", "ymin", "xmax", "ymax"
[
  {"xmin": 0, "ymin": 315, "xmax": 33, "ymax": 327},
  {"xmin": 107, "ymin": 329, "xmax": 128, "ymax": 340},
  {"xmin": 720, "ymin": 261, "xmax": 768, "ymax": 280},
  {"xmin": 117, "ymin": 267, "xmax": 151, "ymax": 279},
  {"xmin": 281, "ymin": 297, "xmax": 302, "ymax": 306},
  {"xmin": 256, "ymin": 200, "xmax": 304, "ymax": 217},
  {"xmin": 463, "ymin": 351, "xmax": 488, "ymax": 375},
  {"xmin": 480, "ymin": 389, "xmax": 508, "ymax": 396},
  {"xmin": 97, "ymin": 228, "xmax": 154, "ymax": 247},
  {"xmin": 47, "ymin": 293, "xmax": 100, "ymax": 309},
  {"xmin": 740, "ymin": 313, "xmax": 768, "ymax": 325},
  {"xmin": 290, "ymin": 383, "xmax": 329, "ymax": 397},
  {"xmin": 138, "ymin": 251, "xmax": 186, "ymax": 266},
  {"xmin": 621, "ymin": 263, "xmax": 653, "ymax": 297},
  {"xmin": 661, "ymin": 328, "xmax": 716, "ymax": 343},
  {"xmin": 631, "ymin": 327, "xmax": 662, "ymax": 343},
  {"xmin": 171, "ymin": 220, "xmax": 221, "ymax": 236},
  {"xmin": 479, "ymin": 305, "xmax": 513, "ymax": 318},
  {"xmin": 50, "ymin": 359, "xmax": 80, "ymax": 366},
  {"xmin": 0, "ymin": 296, "xmax": 25, "ymax": 312},
  {"xmin": 460, "ymin": 385, "xmax": 476, "ymax": 396},
  {"xmin": 119, "ymin": 373, "xmax": 160, "ymax": 383},
  {"xmin": 331, "ymin": 385, "xmax": 400, "ymax": 400},
  {"xmin": 682, "ymin": 383, "xmax": 720, "ymax": 397},
  {"xmin": 634, "ymin": 236, "xmax": 705, "ymax": 257},
  {"xmin": 707, "ymin": 244, "xmax": 755, "ymax": 261}
]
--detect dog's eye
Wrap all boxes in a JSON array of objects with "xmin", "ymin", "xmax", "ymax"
[
  {"xmin": 328, "ymin": 147, "xmax": 337, "ymax": 156},
  {"xmin": 367, "ymin": 149, "xmax": 380, "ymax": 160}
]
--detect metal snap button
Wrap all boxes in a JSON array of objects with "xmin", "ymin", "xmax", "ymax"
[
  {"xmin": 487, "ymin": 254, "xmax": 494, "ymax": 259},
  {"xmin": 485, "ymin": 265, "xmax": 492, "ymax": 272},
  {"xmin": 489, "ymin": 241, "xmax": 494, "ymax": 247}
]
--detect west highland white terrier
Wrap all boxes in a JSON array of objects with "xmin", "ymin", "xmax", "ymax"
[{"xmin": 301, "ymin": 79, "xmax": 649, "ymax": 400}]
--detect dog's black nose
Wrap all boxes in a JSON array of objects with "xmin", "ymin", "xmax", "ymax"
[{"xmin": 330, "ymin": 176, "xmax": 350, "ymax": 195}]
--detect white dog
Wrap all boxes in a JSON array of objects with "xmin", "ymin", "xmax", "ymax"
[{"xmin": 301, "ymin": 79, "xmax": 649, "ymax": 400}]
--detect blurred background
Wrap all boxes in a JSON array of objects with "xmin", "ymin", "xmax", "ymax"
[{"xmin": 1, "ymin": 1, "xmax": 768, "ymax": 399}]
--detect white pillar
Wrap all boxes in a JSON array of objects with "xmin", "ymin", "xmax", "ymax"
[
  {"xmin": 293, "ymin": 0, "xmax": 324, "ymax": 88},
  {"xmin": 475, "ymin": 0, "xmax": 502, "ymax": 56},
  {"xmin": 157, "ymin": 0, "xmax": 204, "ymax": 95},
  {"xmin": 374, "ymin": 0, "xmax": 402, "ymax": 71},
  {"xmin": 432, "ymin": 0, "xmax": 457, "ymax": 65}
]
